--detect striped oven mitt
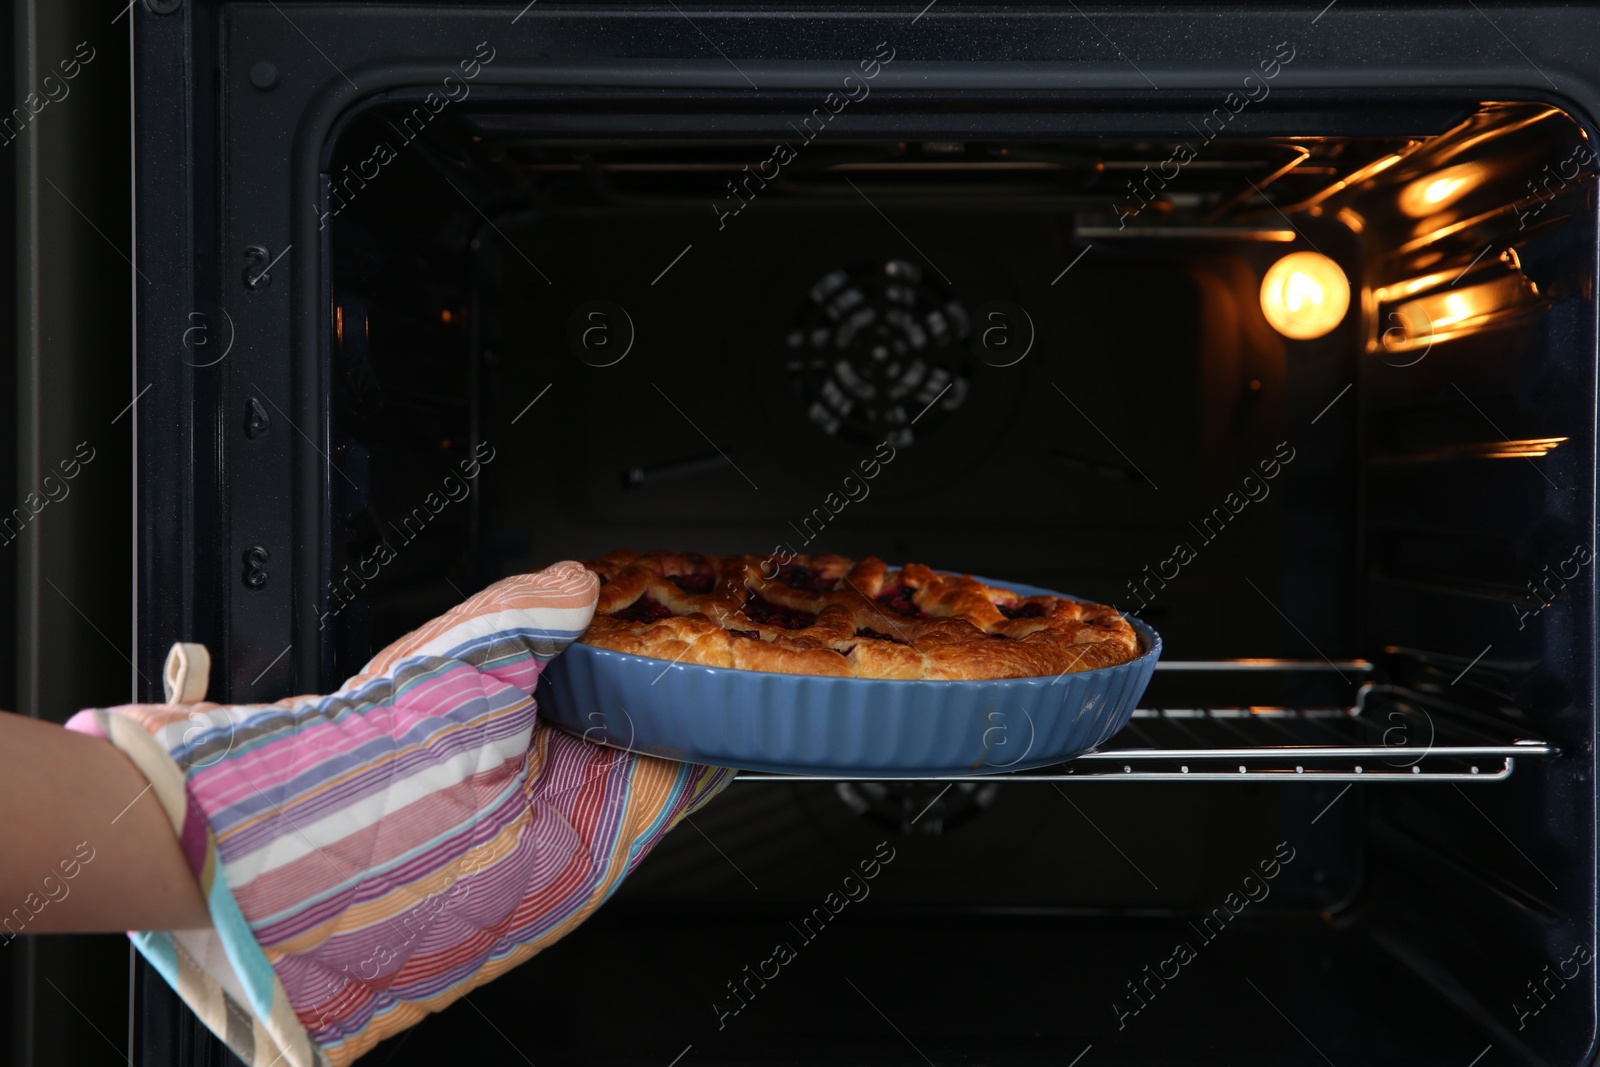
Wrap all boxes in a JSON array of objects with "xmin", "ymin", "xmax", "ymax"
[{"xmin": 65, "ymin": 561, "xmax": 734, "ymax": 1067}]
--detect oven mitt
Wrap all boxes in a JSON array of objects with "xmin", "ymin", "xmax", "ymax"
[{"xmin": 64, "ymin": 561, "xmax": 735, "ymax": 1067}]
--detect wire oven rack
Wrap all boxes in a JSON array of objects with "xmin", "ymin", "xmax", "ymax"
[{"xmin": 734, "ymin": 660, "xmax": 1558, "ymax": 783}]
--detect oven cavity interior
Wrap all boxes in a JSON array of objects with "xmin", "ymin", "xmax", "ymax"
[{"xmin": 304, "ymin": 83, "xmax": 1595, "ymax": 1066}]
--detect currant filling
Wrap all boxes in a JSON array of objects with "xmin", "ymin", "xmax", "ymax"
[
  {"xmin": 615, "ymin": 595, "xmax": 675, "ymax": 623},
  {"xmin": 669, "ymin": 572, "xmax": 716, "ymax": 595},
  {"xmin": 998, "ymin": 601, "xmax": 1046, "ymax": 620},
  {"xmin": 741, "ymin": 593, "xmax": 817, "ymax": 630},
  {"xmin": 874, "ymin": 586, "xmax": 932, "ymax": 619},
  {"xmin": 776, "ymin": 563, "xmax": 841, "ymax": 592},
  {"xmin": 856, "ymin": 627, "xmax": 911, "ymax": 646}
]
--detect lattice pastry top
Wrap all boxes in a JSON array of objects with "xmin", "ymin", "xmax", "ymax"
[{"xmin": 577, "ymin": 550, "xmax": 1141, "ymax": 681}]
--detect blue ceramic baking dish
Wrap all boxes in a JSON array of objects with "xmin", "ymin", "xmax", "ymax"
[{"xmin": 534, "ymin": 578, "xmax": 1161, "ymax": 777}]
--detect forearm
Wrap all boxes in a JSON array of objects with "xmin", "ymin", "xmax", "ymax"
[{"xmin": 0, "ymin": 710, "xmax": 209, "ymax": 933}]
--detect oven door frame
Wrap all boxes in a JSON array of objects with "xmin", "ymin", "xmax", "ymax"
[{"xmin": 132, "ymin": 3, "xmax": 1600, "ymax": 1064}]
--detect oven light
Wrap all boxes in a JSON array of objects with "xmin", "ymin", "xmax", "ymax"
[
  {"xmin": 1259, "ymin": 252, "xmax": 1350, "ymax": 340},
  {"xmin": 1397, "ymin": 163, "xmax": 1485, "ymax": 217},
  {"xmin": 1420, "ymin": 177, "xmax": 1465, "ymax": 206}
]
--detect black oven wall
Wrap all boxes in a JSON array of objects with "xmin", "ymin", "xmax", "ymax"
[{"xmin": 6, "ymin": 0, "xmax": 138, "ymax": 1065}]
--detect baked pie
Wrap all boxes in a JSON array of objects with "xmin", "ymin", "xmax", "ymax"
[{"xmin": 578, "ymin": 550, "xmax": 1142, "ymax": 681}]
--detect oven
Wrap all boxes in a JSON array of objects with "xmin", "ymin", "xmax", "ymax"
[{"xmin": 118, "ymin": 2, "xmax": 1600, "ymax": 1064}]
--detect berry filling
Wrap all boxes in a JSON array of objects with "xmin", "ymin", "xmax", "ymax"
[
  {"xmin": 729, "ymin": 628, "xmax": 761, "ymax": 640},
  {"xmin": 874, "ymin": 586, "xmax": 932, "ymax": 619},
  {"xmin": 615, "ymin": 595, "xmax": 675, "ymax": 623},
  {"xmin": 741, "ymin": 593, "xmax": 817, "ymax": 630},
  {"xmin": 776, "ymin": 563, "xmax": 841, "ymax": 592},
  {"xmin": 998, "ymin": 601, "xmax": 1047, "ymax": 620},
  {"xmin": 856, "ymin": 627, "xmax": 911, "ymax": 646},
  {"xmin": 669, "ymin": 572, "xmax": 716, "ymax": 595}
]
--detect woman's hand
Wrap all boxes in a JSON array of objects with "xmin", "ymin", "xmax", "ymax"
[{"xmin": 0, "ymin": 711, "xmax": 209, "ymax": 934}]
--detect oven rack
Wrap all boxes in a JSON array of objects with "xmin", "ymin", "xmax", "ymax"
[{"xmin": 734, "ymin": 678, "xmax": 1558, "ymax": 783}]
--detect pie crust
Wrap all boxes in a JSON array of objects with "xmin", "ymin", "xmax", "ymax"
[{"xmin": 578, "ymin": 550, "xmax": 1142, "ymax": 681}]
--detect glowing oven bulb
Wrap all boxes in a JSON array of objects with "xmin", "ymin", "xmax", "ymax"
[
  {"xmin": 1422, "ymin": 176, "xmax": 1466, "ymax": 205},
  {"xmin": 1259, "ymin": 252, "xmax": 1350, "ymax": 340}
]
